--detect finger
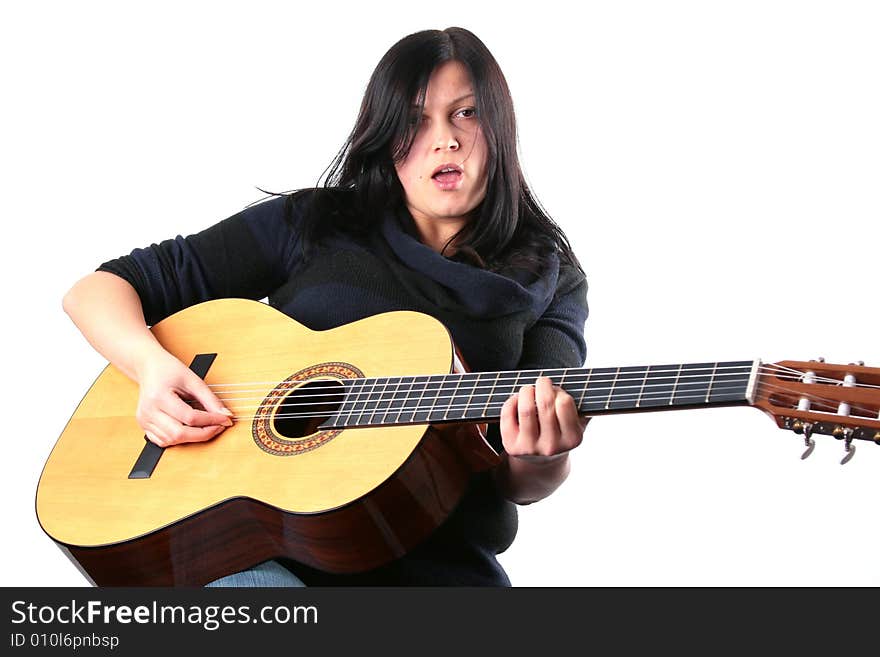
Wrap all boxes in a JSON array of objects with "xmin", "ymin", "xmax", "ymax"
[
  {"xmin": 516, "ymin": 383, "xmax": 539, "ymax": 447},
  {"xmin": 149, "ymin": 410, "xmax": 227, "ymax": 446},
  {"xmin": 534, "ymin": 377, "xmax": 562, "ymax": 455},
  {"xmin": 555, "ymin": 390, "xmax": 585, "ymax": 450},
  {"xmin": 162, "ymin": 391, "xmax": 233, "ymax": 428},
  {"xmin": 143, "ymin": 428, "xmax": 166, "ymax": 448},
  {"xmin": 182, "ymin": 373, "xmax": 234, "ymax": 419},
  {"xmin": 499, "ymin": 393, "xmax": 520, "ymax": 450},
  {"xmin": 145, "ymin": 423, "xmax": 224, "ymax": 448}
]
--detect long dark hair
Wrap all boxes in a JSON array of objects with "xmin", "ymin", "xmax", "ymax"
[{"xmin": 270, "ymin": 27, "xmax": 582, "ymax": 276}]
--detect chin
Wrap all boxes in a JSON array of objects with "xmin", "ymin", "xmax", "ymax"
[{"xmin": 430, "ymin": 200, "xmax": 477, "ymax": 218}]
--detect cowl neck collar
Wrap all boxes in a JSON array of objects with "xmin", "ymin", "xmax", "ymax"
[{"xmin": 378, "ymin": 206, "xmax": 559, "ymax": 318}]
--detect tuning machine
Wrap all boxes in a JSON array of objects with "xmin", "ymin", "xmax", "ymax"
[
  {"xmin": 833, "ymin": 426, "xmax": 856, "ymax": 465},
  {"xmin": 791, "ymin": 420, "xmax": 815, "ymax": 460}
]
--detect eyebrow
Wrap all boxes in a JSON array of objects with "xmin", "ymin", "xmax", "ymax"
[{"xmin": 411, "ymin": 93, "xmax": 475, "ymax": 109}]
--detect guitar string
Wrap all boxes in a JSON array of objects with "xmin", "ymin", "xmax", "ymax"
[
  {"xmin": 206, "ymin": 367, "xmax": 759, "ymax": 401},
  {"xmin": 208, "ymin": 377, "xmax": 748, "ymax": 406},
  {"xmin": 182, "ymin": 372, "xmax": 877, "ymax": 418},
  {"xmin": 199, "ymin": 371, "xmax": 756, "ymax": 409},
  {"xmin": 197, "ymin": 362, "xmax": 880, "ymax": 395},
  {"xmin": 192, "ymin": 388, "xmax": 751, "ymax": 423},
  {"xmin": 755, "ymin": 363, "xmax": 879, "ymax": 388},
  {"xmin": 190, "ymin": 379, "xmax": 880, "ymax": 424},
  {"xmin": 197, "ymin": 363, "xmax": 778, "ymax": 397},
  {"xmin": 197, "ymin": 362, "xmax": 770, "ymax": 389},
  {"xmin": 215, "ymin": 381, "xmax": 750, "ymax": 414},
  {"xmin": 198, "ymin": 366, "xmax": 879, "ymax": 411}
]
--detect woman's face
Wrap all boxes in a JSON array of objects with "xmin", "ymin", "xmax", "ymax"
[{"xmin": 394, "ymin": 60, "xmax": 489, "ymax": 230}]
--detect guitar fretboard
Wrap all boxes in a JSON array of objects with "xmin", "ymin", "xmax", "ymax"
[{"xmin": 322, "ymin": 360, "xmax": 758, "ymax": 429}]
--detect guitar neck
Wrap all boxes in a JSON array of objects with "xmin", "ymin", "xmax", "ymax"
[{"xmin": 323, "ymin": 360, "xmax": 760, "ymax": 429}]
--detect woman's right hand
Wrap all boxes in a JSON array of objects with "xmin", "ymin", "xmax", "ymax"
[
  {"xmin": 135, "ymin": 350, "xmax": 234, "ymax": 447},
  {"xmin": 62, "ymin": 271, "xmax": 235, "ymax": 447}
]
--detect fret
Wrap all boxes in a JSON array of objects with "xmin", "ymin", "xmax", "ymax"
[
  {"xmin": 513, "ymin": 370, "xmax": 544, "ymax": 402},
  {"xmin": 639, "ymin": 364, "xmax": 679, "ymax": 408},
  {"xmin": 669, "ymin": 364, "xmax": 683, "ymax": 405},
  {"xmin": 577, "ymin": 368, "xmax": 591, "ymax": 410},
  {"xmin": 448, "ymin": 373, "xmax": 471, "ymax": 421},
  {"xmin": 337, "ymin": 379, "xmax": 363, "ymax": 428},
  {"xmin": 363, "ymin": 377, "xmax": 389, "ymax": 426},
  {"xmin": 488, "ymin": 370, "xmax": 525, "ymax": 419},
  {"xmin": 405, "ymin": 376, "xmax": 430, "ymax": 424},
  {"xmin": 351, "ymin": 377, "xmax": 377, "ymax": 426},
  {"xmin": 581, "ymin": 367, "xmax": 617, "ymax": 413},
  {"xmin": 465, "ymin": 372, "xmax": 490, "ymax": 420},
  {"xmin": 554, "ymin": 368, "xmax": 586, "ymax": 415},
  {"xmin": 442, "ymin": 374, "xmax": 461, "ymax": 421},
  {"xmin": 552, "ymin": 368, "xmax": 575, "ymax": 392},
  {"xmin": 707, "ymin": 361, "xmax": 754, "ymax": 403},
  {"xmin": 370, "ymin": 377, "xmax": 394, "ymax": 425},
  {"xmin": 508, "ymin": 371, "xmax": 523, "ymax": 398},
  {"xmin": 483, "ymin": 372, "xmax": 501, "ymax": 419},
  {"xmin": 395, "ymin": 376, "xmax": 423, "ymax": 425},
  {"xmin": 635, "ymin": 369, "xmax": 647, "ymax": 408},
  {"xmin": 704, "ymin": 363, "xmax": 718, "ymax": 403},
  {"xmin": 415, "ymin": 375, "xmax": 445, "ymax": 424},
  {"xmin": 604, "ymin": 367, "xmax": 620, "ymax": 410},
  {"xmin": 379, "ymin": 376, "xmax": 405, "ymax": 425},
  {"xmin": 436, "ymin": 374, "xmax": 462, "ymax": 422},
  {"xmin": 487, "ymin": 371, "xmax": 519, "ymax": 420},
  {"xmin": 607, "ymin": 366, "xmax": 646, "ymax": 410},
  {"xmin": 672, "ymin": 363, "xmax": 715, "ymax": 407}
]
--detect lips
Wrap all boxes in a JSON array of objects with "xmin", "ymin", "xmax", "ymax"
[{"xmin": 431, "ymin": 163, "xmax": 463, "ymax": 179}]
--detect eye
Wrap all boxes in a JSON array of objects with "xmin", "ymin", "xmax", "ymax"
[{"xmin": 455, "ymin": 107, "xmax": 476, "ymax": 119}]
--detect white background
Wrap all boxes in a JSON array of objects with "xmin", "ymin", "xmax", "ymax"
[{"xmin": 2, "ymin": 1, "xmax": 877, "ymax": 587}]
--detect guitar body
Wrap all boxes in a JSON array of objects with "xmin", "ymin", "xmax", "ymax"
[{"xmin": 36, "ymin": 299, "xmax": 500, "ymax": 586}]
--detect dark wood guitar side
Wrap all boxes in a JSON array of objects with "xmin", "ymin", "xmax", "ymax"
[{"xmin": 59, "ymin": 423, "xmax": 496, "ymax": 586}]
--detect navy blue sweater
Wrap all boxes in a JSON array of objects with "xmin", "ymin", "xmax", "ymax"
[{"xmin": 98, "ymin": 190, "xmax": 588, "ymax": 585}]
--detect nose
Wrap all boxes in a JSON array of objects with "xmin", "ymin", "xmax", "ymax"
[{"xmin": 432, "ymin": 124, "xmax": 459, "ymax": 151}]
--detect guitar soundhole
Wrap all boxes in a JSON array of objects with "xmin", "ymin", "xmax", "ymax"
[{"xmin": 273, "ymin": 379, "xmax": 346, "ymax": 438}]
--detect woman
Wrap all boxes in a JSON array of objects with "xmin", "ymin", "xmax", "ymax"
[{"xmin": 62, "ymin": 27, "xmax": 589, "ymax": 586}]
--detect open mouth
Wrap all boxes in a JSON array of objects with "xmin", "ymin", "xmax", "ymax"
[{"xmin": 431, "ymin": 164, "xmax": 463, "ymax": 189}]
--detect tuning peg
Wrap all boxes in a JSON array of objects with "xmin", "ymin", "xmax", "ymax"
[
  {"xmin": 799, "ymin": 422, "xmax": 815, "ymax": 460},
  {"xmin": 841, "ymin": 439, "xmax": 856, "ymax": 465},
  {"xmin": 833, "ymin": 427, "xmax": 856, "ymax": 465},
  {"xmin": 790, "ymin": 420, "xmax": 815, "ymax": 460}
]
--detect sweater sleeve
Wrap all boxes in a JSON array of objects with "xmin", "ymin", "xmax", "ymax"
[
  {"xmin": 97, "ymin": 194, "xmax": 306, "ymax": 326},
  {"xmin": 518, "ymin": 262, "xmax": 589, "ymax": 372},
  {"xmin": 483, "ymin": 263, "xmax": 588, "ymax": 454}
]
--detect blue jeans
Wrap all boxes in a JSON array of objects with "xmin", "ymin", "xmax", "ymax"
[{"xmin": 205, "ymin": 559, "xmax": 306, "ymax": 587}]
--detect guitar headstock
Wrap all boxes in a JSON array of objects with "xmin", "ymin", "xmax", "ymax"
[{"xmin": 753, "ymin": 359, "xmax": 880, "ymax": 463}]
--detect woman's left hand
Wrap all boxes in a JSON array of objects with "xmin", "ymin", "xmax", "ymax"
[{"xmin": 499, "ymin": 376, "xmax": 590, "ymax": 461}]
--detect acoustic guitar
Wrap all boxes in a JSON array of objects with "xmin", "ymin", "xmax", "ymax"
[{"xmin": 36, "ymin": 298, "xmax": 880, "ymax": 586}]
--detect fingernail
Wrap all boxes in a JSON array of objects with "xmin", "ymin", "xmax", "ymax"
[{"xmin": 221, "ymin": 408, "xmax": 234, "ymax": 416}]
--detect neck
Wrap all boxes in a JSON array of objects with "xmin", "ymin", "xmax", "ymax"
[{"xmin": 406, "ymin": 209, "xmax": 468, "ymax": 255}]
